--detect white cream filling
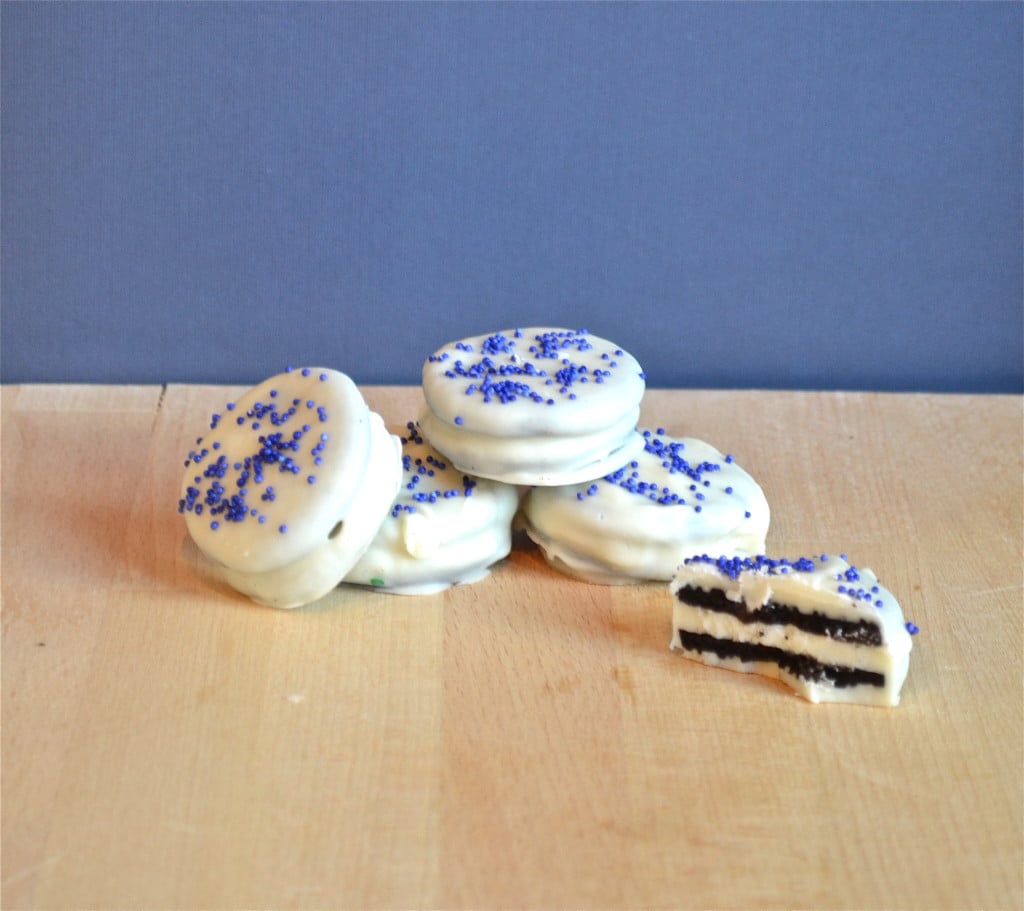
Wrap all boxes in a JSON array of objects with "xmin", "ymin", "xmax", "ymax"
[
  {"xmin": 671, "ymin": 609, "xmax": 907, "ymax": 677},
  {"xmin": 671, "ymin": 555, "xmax": 911, "ymax": 640},
  {"xmin": 668, "ymin": 555, "xmax": 913, "ymax": 706},
  {"xmin": 670, "ymin": 647, "xmax": 908, "ymax": 707}
]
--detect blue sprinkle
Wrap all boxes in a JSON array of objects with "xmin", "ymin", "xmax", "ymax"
[
  {"xmin": 454, "ymin": 416, "xmax": 463, "ymax": 425},
  {"xmin": 906, "ymin": 622, "xmax": 920, "ymax": 635},
  {"xmin": 307, "ymin": 475, "xmax": 316, "ymax": 484},
  {"xmin": 279, "ymin": 524, "xmax": 288, "ymax": 533}
]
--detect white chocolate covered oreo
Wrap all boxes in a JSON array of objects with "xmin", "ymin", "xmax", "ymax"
[
  {"xmin": 178, "ymin": 367, "xmax": 401, "ymax": 608},
  {"xmin": 521, "ymin": 430, "xmax": 770, "ymax": 584},
  {"xmin": 345, "ymin": 422, "xmax": 520, "ymax": 594},
  {"xmin": 419, "ymin": 328, "xmax": 646, "ymax": 485},
  {"xmin": 670, "ymin": 554, "xmax": 915, "ymax": 706}
]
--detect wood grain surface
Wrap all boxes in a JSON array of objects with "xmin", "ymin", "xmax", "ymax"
[{"xmin": 3, "ymin": 384, "xmax": 1021, "ymax": 910}]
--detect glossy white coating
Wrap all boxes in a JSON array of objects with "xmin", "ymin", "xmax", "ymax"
[
  {"xmin": 521, "ymin": 433, "xmax": 769, "ymax": 583},
  {"xmin": 669, "ymin": 554, "xmax": 913, "ymax": 706},
  {"xmin": 178, "ymin": 368, "xmax": 401, "ymax": 607},
  {"xmin": 419, "ymin": 327, "xmax": 645, "ymax": 485},
  {"xmin": 345, "ymin": 424, "xmax": 520, "ymax": 594}
]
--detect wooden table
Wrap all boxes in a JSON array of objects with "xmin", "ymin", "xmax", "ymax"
[{"xmin": 3, "ymin": 384, "xmax": 1021, "ymax": 910}]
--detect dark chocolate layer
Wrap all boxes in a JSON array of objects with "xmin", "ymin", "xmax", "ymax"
[
  {"xmin": 676, "ymin": 584, "xmax": 882, "ymax": 646},
  {"xmin": 676, "ymin": 631, "xmax": 885, "ymax": 688}
]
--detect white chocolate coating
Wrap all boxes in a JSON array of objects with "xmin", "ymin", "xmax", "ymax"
[
  {"xmin": 178, "ymin": 368, "xmax": 401, "ymax": 608},
  {"xmin": 419, "ymin": 328, "xmax": 646, "ymax": 485},
  {"xmin": 521, "ymin": 432, "xmax": 769, "ymax": 584},
  {"xmin": 217, "ymin": 415, "xmax": 401, "ymax": 608},
  {"xmin": 669, "ymin": 554, "xmax": 913, "ymax": 706},
  {"xmin": 417, "ymin": 407, "xmax": 645, "ymax": 486},
  {"xmin": 344, "ymin": 423, "xmax": 520, "ymax": 594}
]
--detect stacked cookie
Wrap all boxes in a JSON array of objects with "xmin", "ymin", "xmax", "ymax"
[
  {"xmin": 178, "ymin": 327, "xmax": 913, "ymax": 704},
  {"xmin": 344, "ymin": 421, "xmax": 519, "ymax": 595},
  {"xmin": 418, "ymin": 327, "xmax": 647, "ymax": 485},
  {"xmin": 416, "ymin": 327, "xmax": 770, "ymax": 583},
  {"xmin": 177, "ymin": 367, "xmax": 402, "ymax": 608}
]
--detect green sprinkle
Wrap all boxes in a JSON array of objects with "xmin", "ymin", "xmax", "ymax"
[{"xmin": 370, "ymin": 577, "xmax": 385, "ymax": 587}]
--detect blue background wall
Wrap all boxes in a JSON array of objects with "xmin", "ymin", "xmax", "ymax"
[{"xmin": 3, "ymin": 2, "xmax": 1021, "ymax": 392}]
